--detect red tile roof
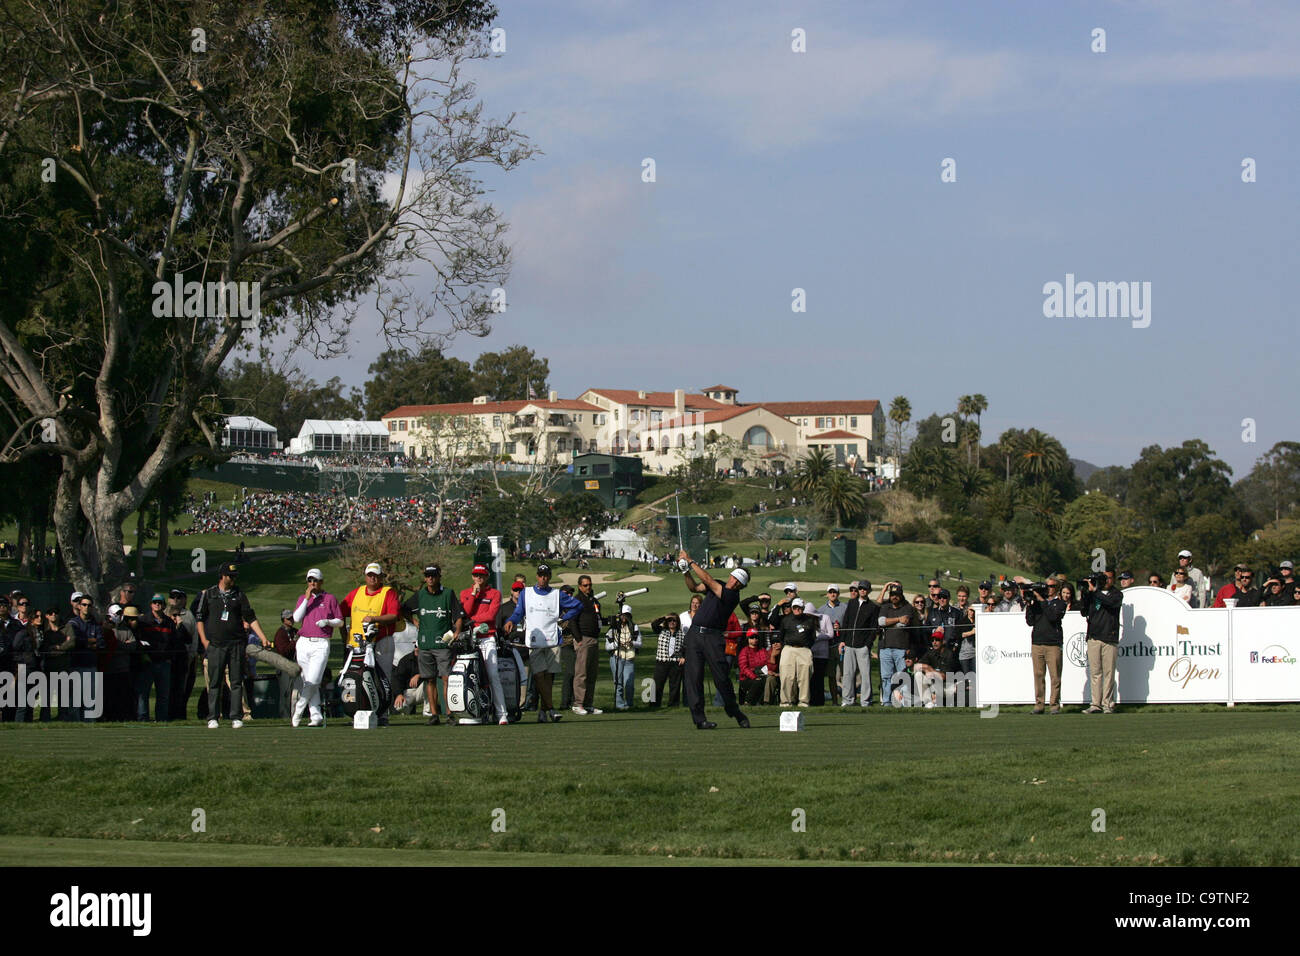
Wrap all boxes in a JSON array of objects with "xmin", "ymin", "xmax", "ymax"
[
  {"xmin": 809, "ymin": 429, "xmax": 868, "ymax": 440},
  {"xmin": 648, "ymin": 405, "xmax": 758, "ymax": 430},
  {"xmin": 759, "ymin": 400, "xmax": 881, "ymax": 417},
  {"xmin": 384, "ymin": 399, "xmax": 601, "ymax": 418},
  {"xmin": 703, "ymin": 384, "xmax": 738, "ymax": 392},
  {"xmin": 582, "ymin": 388, "xmax": 727, "ymax": 409}
]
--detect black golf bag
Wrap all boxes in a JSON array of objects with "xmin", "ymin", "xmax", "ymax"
[{"xmin": 339, "ymin": 640, "xmax": 391, "ymax": 717}]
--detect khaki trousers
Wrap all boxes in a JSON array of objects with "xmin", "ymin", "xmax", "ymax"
[
  {"xmin": 1031, "ymin": 644, "xmax": 1062, "ymax": 708},
  {"xmin": 779, "ymin": 646, "xmax": 812, "ymax": 706},
  {"xmin": 1087, "ymin": 639, "xmax": 1117, "ymax": 710}
]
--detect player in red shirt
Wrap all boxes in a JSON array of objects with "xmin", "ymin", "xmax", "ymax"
[{"xmin": 461, "ymin": 564, "xmax": 509, "ymax": 725}]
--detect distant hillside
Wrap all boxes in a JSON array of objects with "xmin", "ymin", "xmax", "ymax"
[{"xmin": 1072, "ymin": 458, "xmax": 1100, "ymax": 483}]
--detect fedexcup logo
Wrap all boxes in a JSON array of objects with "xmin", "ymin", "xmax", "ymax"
[
  {"xmin": 1252, "ymin": 645, "xmax": 1296, "ymax": 664},
  {"xmin": 981, "ymin": 644, "xmax": 998, "ymax": 666}
]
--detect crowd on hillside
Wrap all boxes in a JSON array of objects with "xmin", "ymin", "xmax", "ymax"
[{"xmin": 175, "ymin": 490, "xmax": 477, "ymax": 544}]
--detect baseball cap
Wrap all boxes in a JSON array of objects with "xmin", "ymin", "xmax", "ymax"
[
  {"xmin": 306, "ymin": 568, "xmax": 323, "ymax": 581},
  {"xmin": 979, "ymin": 581, "xmax": 992, "ymax": 589},
  {"xmin": 1178, "ymin": 549, "xmax": 1192, "ymax": 558},
  {"xmin": 70, "ymin": 591, "xmax": 85, "ymax": 603},
  {"xmin": 938, "ymin": 588, "xmax": 950, "ymax": 599},
  {"xmin": 121, "ymin": 605, "xmax": 140, "ymax": 618},
  {"xmin": 281, "ymin": 608, "xmax": 294, "ymax": 620},
  {"xmin": 784, "ymin": 582, "xmax": 796, "ymax": 592},
  {"xmin": 857, "ymin": 580, "xmax": 871, "ymax": 591},
  {"xmin": 730, "ymin": 567, "xmax": 750, "ymax": 587},
  {"xmin": 621, "ymin": 604, "xmax": 632, "ymax": 614},
  {"xmin": 887, "ymin": 584, "xmax": 903, "ymax": 595},
  {"xmin": 219, "ymin": 562, "xmax": 239, "ymax": 576},
  {"xmin": 169, "ymin": 588, "xmax": 186, "ymax": 598},
  {"xmin": 826, "ymin": 585, "xmax": 839, "ymax": 593},
  {"xmin": 791, "ymin": 598, "xmax": 806, "ymax": 608},
  {"xmin": 423, "ymin": 565, "xmax": 441, "ymax": 576},
  {"xmin": 1119, "ymin": 571, "xmax": 1134, "ymax": 580},
  {"xmin": 537, "ymin": 564, "xmax": 552, "ymax": 575},
  {"xmin": 1000, "ymin": 581, "xmax": 1013, "ymax": 590},
  {"xmin": 472, "ymin": 564, "xmax": 489, "ymax": 576},
  {"xmin": 931, "ymin": 626, "xmax": 945, "ymax": 640},
  {"xmin": 511, "ymin": 581, "xmax": 525, "ymax": 592},
  {"xmin": 108, "ymin": 603, "xmax": 122, "ymax": 618},
  {"xmin": 365, "ymin": 562, "xmax": 383, "ymax": 575},
  {"xmin": 150, "ymin": 593, "xmax": 165, "ymax": 603},
  {"xmin": 1282, "ymin": 561, "xmax": 1295, "ymax": 570}
]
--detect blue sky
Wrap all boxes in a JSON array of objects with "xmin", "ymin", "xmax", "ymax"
[{"xmin": 296, "ymin": 0, "xmax": 1299, "ymax": 477}]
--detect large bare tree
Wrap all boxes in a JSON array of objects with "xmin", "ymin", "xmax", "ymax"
[{"xmin": 0, "ymin": 0, "xmax": 534, "ymax": 601}]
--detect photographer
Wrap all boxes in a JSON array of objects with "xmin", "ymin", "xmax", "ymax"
[
  {"xmin": 605, "ymin": 604, "xmax": 642, "ymax": 711},
  {"xmin": 1082, "ymin": 572, "xmax": 1123, "ymax": 715},
  {"xmin": 1024, "ymin": 581, "xmax": 1065, "ymax": 715}
]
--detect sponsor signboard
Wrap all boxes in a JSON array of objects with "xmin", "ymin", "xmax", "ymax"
[
  {"xmin": 1230, "ymin": 606, "xmax": 1300, "ymax": 702},
  {"xmin": 972, "ymin": 587, "xmax": 1287, "ymax": 705}
]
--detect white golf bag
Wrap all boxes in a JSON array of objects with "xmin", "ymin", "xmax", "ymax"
[{"xmin": 446, "ymin": 634, "xmax": 525, "ymax": 724}]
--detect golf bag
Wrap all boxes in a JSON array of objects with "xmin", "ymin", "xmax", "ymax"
[
  {"xmin": 446, "ymin": 636, "xmax": 525, "ymax": 724},
  {"xmin": 339, "ymin": 640, "xmax": 391, "ymax": 717}
]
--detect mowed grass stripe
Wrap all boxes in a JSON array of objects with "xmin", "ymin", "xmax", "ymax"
[
  {"xmin": 2, "ymin": 712, "xmax": 1296, "ymax": 865},
  {"xmin": 0, "ymin": 835, "xmax": 923, "ymax": 867}
]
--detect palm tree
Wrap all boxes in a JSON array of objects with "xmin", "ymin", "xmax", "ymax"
[
  {"xmin": 888, "ymin": 396, "xmax": 912, "ymax": 462},
  {"xmin": 1017, "ymin": 429, "xmax": 1067, "ymax": 482},
  {"xmin": 903, "ymin": 446, "xmax": 955, "ymax": 498},
  {"xmin": 954, "ymin": 460, "xmax": 992, "ymax": 501},
  {"xmin": 815, "ymin": 468, "xmax": 868, "ymax": 526},
  {"xmin": 957, "ymin": 396, "xmax": 976, "ymax": 464},
  {"xmin": 1023, "ymin": 483, "xmax": 1064, "ymax": 529},
  {"xmin": 792, "ymin": 448, "xmax": 833, "ymax": 496},
  {"xmin": 970, "ymin": 394, "xmax": 988, "ymax": 468}
]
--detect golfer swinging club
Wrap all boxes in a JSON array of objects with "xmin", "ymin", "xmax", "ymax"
[{"xmin": 678, "ymin": 548, "xmax": 750, "ymax": 730}]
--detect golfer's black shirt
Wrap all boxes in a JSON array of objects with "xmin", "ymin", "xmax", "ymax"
[{"xmin": 692, "ymin": 586, "xmax": 739, "ymax": 631}]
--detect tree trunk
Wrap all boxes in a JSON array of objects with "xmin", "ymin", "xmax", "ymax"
[
  {"xmin": 153, "ymin": 492, "xmax": 171, "ymax": 574},
  {"xmin": 16, "ymin": 513, "xmax": 31, "ymax": 575},
  {"xmin": 134, "ymin": 505, "xmax": 147, "ymax": 581}
]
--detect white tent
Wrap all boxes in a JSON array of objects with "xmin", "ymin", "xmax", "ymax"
[
  {"xmin": 289, "ymin": 419, "xmax": 390, "ymax": 455},
  {"xmin": 221, "ymin": 415, "xmax": 281, "ymax": 450}
]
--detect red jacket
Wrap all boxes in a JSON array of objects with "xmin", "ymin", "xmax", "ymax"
[
  {"xmin": 738, "ymin": 646, "xmax": 770, "ymax": 680},
  {"xmin": 461, "ymin": 586, "xmax": 502, "ymax": 636}
]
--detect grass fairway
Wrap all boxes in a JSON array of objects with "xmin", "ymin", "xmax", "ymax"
[{"xmin": 1, "ymin": 708, "xmax": 1295, "ymax": 866}]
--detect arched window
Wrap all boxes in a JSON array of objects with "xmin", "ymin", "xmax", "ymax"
[
  {"xmin": 646, "ymin": 437, "xmax": 654, "ymax": 450},
  {"xmin": 743, "ymin": 425, "xmax": 773, "ymax": 448},
  {"xmin": 676, "ymin": 433, "xmax": 685, "ymax": 448}
]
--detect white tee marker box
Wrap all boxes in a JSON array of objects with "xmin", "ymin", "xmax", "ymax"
[
  {"xmin": 779, "ymin": 711, "xmax": 804, "ymax": 732},
  {"xmin": 353, "ymin": 710, "xmax": 377, "ymax": 729}
]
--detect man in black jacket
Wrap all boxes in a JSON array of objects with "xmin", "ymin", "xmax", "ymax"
[
  {"xmin": 1024, "ymin": 582, "xmax": 1066, "ymax": 714},
  {"xmin": 195, "ymin": 563, "xmax": 271, "ymax": 729},
  {"xmin": 839, "ymin": 580, "xmax": 878, "ymax": 707},
  {"xmin": 1082, "ymin": 573, "xmax": 1123, "ymax": 714}
]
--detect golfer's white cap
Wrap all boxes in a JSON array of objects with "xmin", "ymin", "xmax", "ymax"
[
  {"xmin": 730, "ymin": 567, "xmax": 750, "ymax": 588},
  {"xmin": 621, "ymin": 604, "xmax": 633, "ymax": 615},
  {"xmin": 108, "ymin": 603, "xmax": 122, "ymax": 618},
  {"xmin": 70, "ymin": 591, "xmax": 85, "ymax": 603},
  {"xmin": 364, "ymin": 562, "xmax": 383, "ymax": 575},
  {"xmin": 791, "ymin": 597, "xmax": 805, "ymax": 608},
  {"xmin": 1178, "ymin": 549, "xmax": 1192, "ymax": 558},
  {"xmin": 306, "ymin": 568, "xmax": 323, "ymax": 581},
  {"xmin": 784, "ymin": 581, "xmax": 797, "ymax": 592}
]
